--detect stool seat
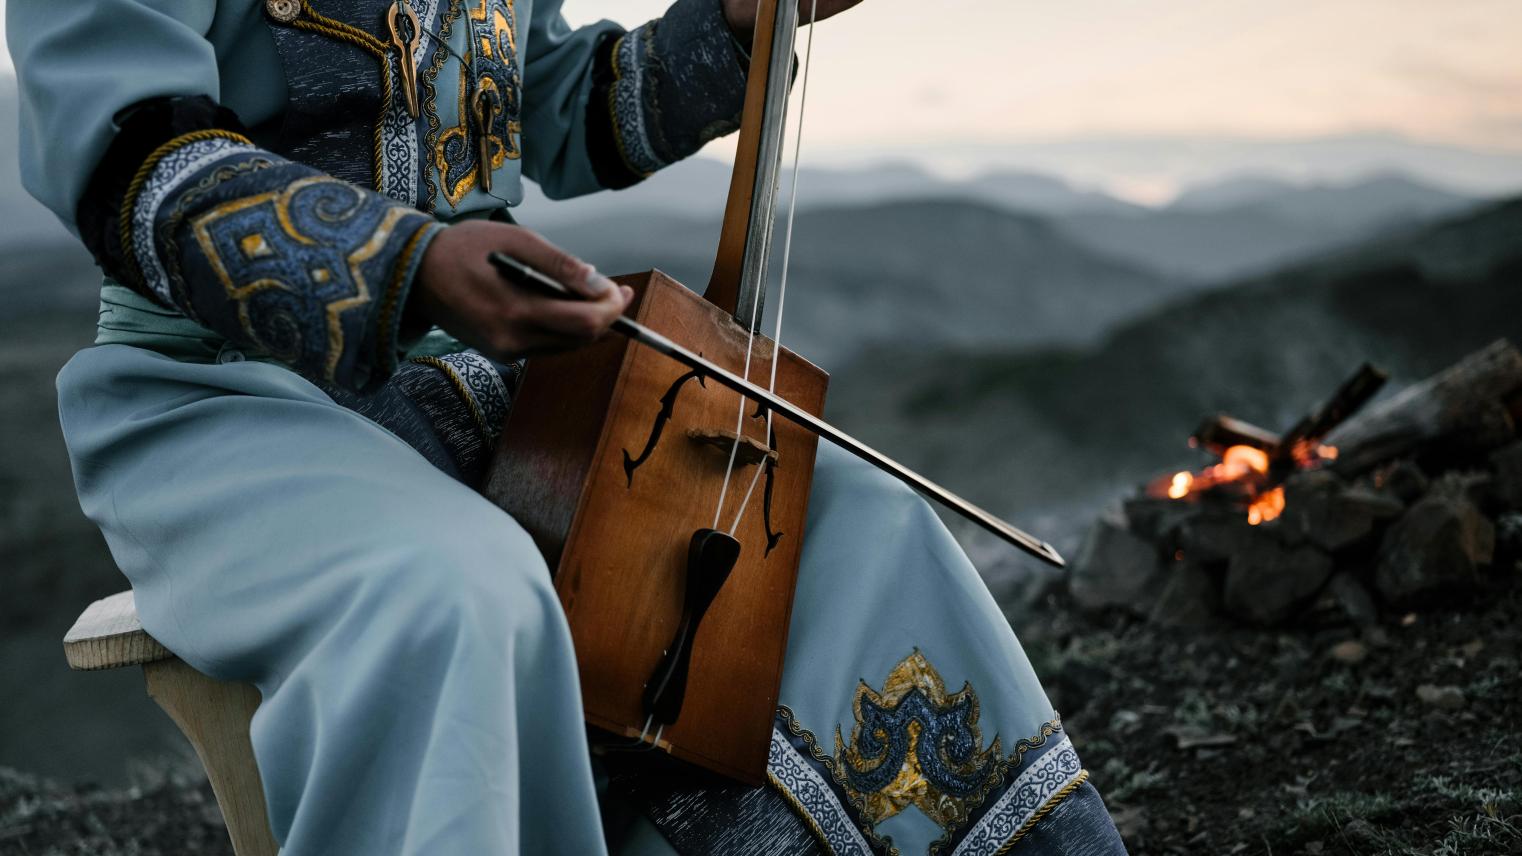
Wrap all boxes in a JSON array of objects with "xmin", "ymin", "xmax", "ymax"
[
  {"xmin": 64, "ymin": 591, "xmax": 172, "ymax": 671},
  {"xmin": 64, "ymin": 590, "xmax": 277, "ymax": 856}
]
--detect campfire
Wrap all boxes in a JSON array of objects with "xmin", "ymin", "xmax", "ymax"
[
  {"xmin": 1145, "ymin": 364, "xmax": 1386, "ymax": 529},
  {"xmin": 1069, "ymin": 341, "xmax": 1522, "ymax": 627}
]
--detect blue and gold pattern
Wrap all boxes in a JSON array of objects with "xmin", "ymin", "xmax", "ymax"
[
  {"xmin": 435, "ymin": 0, "xmax": 522, "ymax": 208},
  {"xmin": 133, "ymin": 132, "xmax": 441, "ymax": 391},
  {"xmin": 760, "ymin": 654, "xmax": 1092, "ymax": 854},
  {"xmin": 585, "ymin": 0, "xmax": 751, "ymax": 190},
  {"xmin": 835, "ymin": 651, "xmax": 1006, "ymax": 832}
]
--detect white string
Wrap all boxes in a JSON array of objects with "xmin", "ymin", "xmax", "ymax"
[
  {"xmin": 710, "ymin": 4, "xmax": 810, "ymax": 530},
  {"xmin": 726, "ymin": 0, "xmax": 818, "ymax": 536}
]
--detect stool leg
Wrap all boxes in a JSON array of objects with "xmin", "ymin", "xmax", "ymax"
[{"xmin": 144, "ymin": 659, "xmax": 279, "ymax": 856}]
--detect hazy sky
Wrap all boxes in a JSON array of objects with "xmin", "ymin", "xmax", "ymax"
[
  {"xmin": 564, "ymin": 0, "xmax": 1522, "ymax": 151},
  {"xmin": 3, "ymin": 0, "xmax": 1521, "ymax": 198}
]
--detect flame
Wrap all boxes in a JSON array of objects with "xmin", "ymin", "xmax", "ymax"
[
  {"xmin": 1155, "ymin": 431, "xmax": 1333, "ymax": 525},
  {"xmin": 1247, "ymin": 486, "xmax": 1285, "ymax": 525},
  {"xmin": 1167, "ymin": 472, "xmax": 1193, "ymax": 499},
  {"xmin": 1220, "ymin": 445, "xmax": 1270, "ymax": 477}
]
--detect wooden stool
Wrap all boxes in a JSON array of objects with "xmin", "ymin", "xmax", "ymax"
[{"xmin": 63, "ymin": 591, "xmax": 279, "ymax": 856}]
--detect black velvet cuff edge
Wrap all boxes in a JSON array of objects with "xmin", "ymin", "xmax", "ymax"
[
  {"xmin": 75, "ymin": 95, "xmax": 251, "ymax": 296},
  {"xmin": 585, "ymin": 31, "xmax": 648, "ymax": 192}
]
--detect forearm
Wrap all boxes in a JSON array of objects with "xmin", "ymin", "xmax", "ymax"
[
  {"xmin": 523, "ymin": 0, "xmax": 752, "ymax": 197},
  {"xmin": 79, "ymin": 96, "xmax": 442, "ymax": 392},
  {"xmin": 583, "ymin": 0, "xmax": 753, "ymax": 188}
]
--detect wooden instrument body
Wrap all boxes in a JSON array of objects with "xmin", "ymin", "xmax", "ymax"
[{"xmin": 482, "ymin": 270, "xmax": 828, "ymax": 784}]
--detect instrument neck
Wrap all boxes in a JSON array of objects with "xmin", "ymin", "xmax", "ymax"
[{"xmin": 706, "ymin": 0, "xmax": 798, "ymax": 332}]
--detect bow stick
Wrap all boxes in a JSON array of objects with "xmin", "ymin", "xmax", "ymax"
[{"xmin": 488, "ymin": 251, "xmax": 1066, "ymax": 568}]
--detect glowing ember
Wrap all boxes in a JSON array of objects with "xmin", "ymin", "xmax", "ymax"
[
  {"xmin": 1247, "ymin": 487, "xmax": 1286, "ymax": 525},
  {"xmin": 1220, "ymin": 445, "xmax": 1270, "ymax": 478},
  {"xmin": 1153, "ymin": 443, "xmax": 1312, "ymax": 525},
  {"xmin": 1167, "ymin": 472, "xmax": 1193, "ymax": 499}
]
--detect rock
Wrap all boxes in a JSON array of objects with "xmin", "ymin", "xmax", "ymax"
[
  {"xmin": 1375, "ymin": 460, "xmax": 1429, "ymax": 504},
  {"xmin": 1328, "ymin": 640, "xmax": 1368, "ymax": 664},
  {"xmin": 1374, "ymin": 494, "xmax": 1496, "ymax": 603},
  {"xmin": 1430, "ymin": 470, "xmax": 1495, "ymax": 508},
  {"xmin": 1280, "ymin": 470, "xmax": 1393, "ymax": 552},
  {"xmin": 1415, "ymin": 684, "xmax": 1466, "ymax": 710},
  {"xmin": 1491, "ymin": 441, "xmax": 1522, "ymax": 510},
  {"xmin": 1222, "ymin": 530, "xmax": 1335, "ymax": 625},
  {"xmin": 1496, "ymin": 512, "xmax": 1522, "ymax": 564},
  {"xmin": 1175, "ymin": 510, "xmax": 1259, "ymax": 564},
  {"xmin": 1338, "ymin": 486, "xmax": 1406, "ymax": 521},
  {"xmin": 1327, "ymin": 571, "xmax": 1380, "ymax": 627},
  {"xmin": 1123, "ymin": 497, "xmax": 1200, "ymax": 542},
  {"xmin": 1069, "ymin": 510, "xmax": 1165, "ymax": 614},
  {"xmin": 1147, "ymin": 560, "xmax": 1221, "ymax": 627}
]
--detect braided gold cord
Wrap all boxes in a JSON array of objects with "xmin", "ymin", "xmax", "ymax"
[
  {"xmin": 993, "ymin": 769, "xmax": 1091, "ymax": 855},
  {"xmin": 117, "ymin": 129, "xmax": 253, "ymax": 290},
  {"xmin": 409, "ymin": 354, "xmax": 493, "ymax": 440}
]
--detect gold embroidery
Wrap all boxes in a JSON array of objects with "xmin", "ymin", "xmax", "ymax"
[
  {"xmin": 432, "ymin": 0, "xmax": 521, "ymax": 208},
  {"xmin": 238, "ymin": 233, "xmax": 274, "ymax": 259},
  {"xmin": 834, "ymin": 651, "xmax": 1006, "ymax": 832},
  {"xmin": 189, "ymin": 177, "xmax": 416, "ymax": 382},
  {"xmin": 470, "ymin": 0, "xmax": 515, "ymax": 57},
  {"xmin": 420, "ymin": 0, "xmax": 463, "ymax": 212}
]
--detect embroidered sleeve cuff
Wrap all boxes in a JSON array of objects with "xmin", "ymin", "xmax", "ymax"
[
  {"xmin": 586, "ymin": 0, "xmax": 751, "ymax": 189},
  {"xmin": 124, "ymin": 131, "xmax": 443, "ymax": 392}
]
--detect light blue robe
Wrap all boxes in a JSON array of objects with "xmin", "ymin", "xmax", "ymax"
[{"xmin": 11, "ymin": 0, "xmax": 1126, "ymax": 851}]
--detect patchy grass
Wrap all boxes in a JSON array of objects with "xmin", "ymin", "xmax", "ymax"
[
  {"xmin": 0, "ymin": 763, "xmax": 232, "ymax": 856},
  {"xmin": 1023, "ymin": 572, "xmax": 1522, "ymax": 855}
]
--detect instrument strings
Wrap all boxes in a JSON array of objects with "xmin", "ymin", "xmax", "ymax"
[{"xmin": 712, "ymin": 0, "xmax": 820, "ymax": 537}]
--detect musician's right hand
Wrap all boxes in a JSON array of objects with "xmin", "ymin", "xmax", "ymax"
[{"xmin": 412, "ymin": 220, "xmax": 634, "ymax": 359}]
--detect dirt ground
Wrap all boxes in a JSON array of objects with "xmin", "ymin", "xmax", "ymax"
[
  {"xmin": 4, "ymin": 576, "xmax": 1518, "ymax": 856},
  {"xmin": 1023, "ymin": 572, "xmax": 1522, "ymax": 855}
]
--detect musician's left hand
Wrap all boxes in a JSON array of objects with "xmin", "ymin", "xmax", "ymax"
[{"xmin": 723, "ymin": 0, "xmax": 865, "ymax": 43}]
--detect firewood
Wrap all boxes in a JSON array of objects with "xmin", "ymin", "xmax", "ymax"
[
  {"xmin": 1190, "ymin": 414, "xmax": 1281, "ymax": 457},
  {"xmin": 1275, "ymin": 363, "xmax": 1387, "ymax": 469},
  {"xmin": 1328, "ymin": 340, "xmax": 1522, "ymax": 476}
]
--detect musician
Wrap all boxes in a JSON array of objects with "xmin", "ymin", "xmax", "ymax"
[{"xmin": 10, "ymin": 0, "xmax": 1126, "ymax": 852}]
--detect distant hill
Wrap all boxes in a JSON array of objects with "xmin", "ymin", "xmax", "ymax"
[
  {"xmin": 540, "ymin": 198, "xmax": 1173, "ymax": 366},
  {"xmin": 517, "ymin": 156, "xmax": 1138, "ymax": 229},
  {"xmin": 824, "ymin": 197, "xmax": 1522, "ymax": 584},
  {"xmin": 1054, "ymin": 173, "xmax": 1481, "ymax": 282}
]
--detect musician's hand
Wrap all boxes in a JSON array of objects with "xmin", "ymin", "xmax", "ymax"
[
  {"xmin": 723, "ymin": 0, "xmax": 864, "ymax": 43},
  {"xmin": 412, "ymin": 220, "xmax": 633, "ymax": 359}
]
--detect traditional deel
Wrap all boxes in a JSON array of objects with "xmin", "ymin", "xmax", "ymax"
[{"xmin": 766, "ymin": 652, "xmax": 1089, "ymax": 855}]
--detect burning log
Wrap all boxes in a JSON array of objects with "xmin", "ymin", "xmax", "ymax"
[
  {"xmin": 1327, "ymin": 340, "xmax": 1522, "ymax": 476},
  {"xmin": 1274, "ymin": 363, "xmax": 1388, "ymax": 471},
  {"xmin": 1190, "ymin": 414, "xmax": 1281, "ymax": 457}
]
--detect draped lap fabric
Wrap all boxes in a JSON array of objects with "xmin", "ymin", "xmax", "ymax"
[{"xmin": 10, "ymin": 0, "xmax": 1128, "ymax": 852}]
